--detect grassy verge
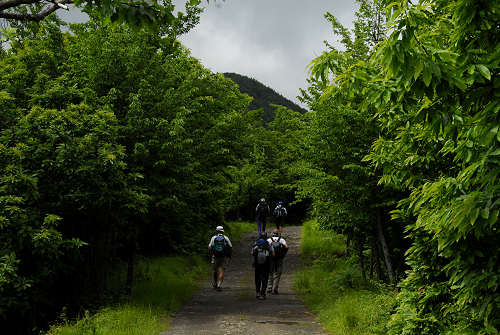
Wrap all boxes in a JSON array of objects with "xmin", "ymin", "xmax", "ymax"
[
  {"xmin": 47, "ymin": 221, "xmax": 253, "ymax": 335},
  {"xmin": 295, "ymin": 219, "xmax": 396, "ymax": 335},
  {"xmin": 47, "ymin": 256, "xmax": 207, "ymax": 335},
  {"xmin": 225, "ymin": 220, "xmax": 255, "ymax": 241}
]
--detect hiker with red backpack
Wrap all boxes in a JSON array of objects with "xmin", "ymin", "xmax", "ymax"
[
  {"xmin": 267, "ymin": 229, "xmax": 288, "ymax": 295},
  {"xmin": 251, "ymin": 231, "xmax": 274, "ymax": 300},
  {"xmin": 208, "ymin": 226, "xmax": 232, "ymax": 291}
]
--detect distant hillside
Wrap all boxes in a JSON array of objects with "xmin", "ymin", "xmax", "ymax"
[{"xmin": 223, "ymin": 72, "xmax": 308, "ymax": 123}]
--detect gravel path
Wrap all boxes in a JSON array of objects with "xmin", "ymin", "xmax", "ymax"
[{"xmin": 162, "ymin": 225, "xmax": 325, "ymax": 335}]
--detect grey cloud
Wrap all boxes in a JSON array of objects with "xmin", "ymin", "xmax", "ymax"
[
  {"xmin": 175, "ymin": 0, "xmax": 357, "ymax": 105},
  {"xmin": 57, "ymin": 5, "xmax": 89, "ymax": 23}
]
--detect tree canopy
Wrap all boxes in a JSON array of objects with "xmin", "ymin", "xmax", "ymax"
[
  {"xmin": 0, "ymin": 0, "xmax": 203, "ymax": 26},
  {"xmin": 306, "ymin": 0, "xmax": 499, "ymax": 333}
]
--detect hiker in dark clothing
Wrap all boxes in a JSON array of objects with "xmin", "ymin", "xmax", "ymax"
[
  {"xmin": 208, "ymin": 226, "xmax": 232, "ymax": 291},
  {"xmin": 255, "ymin": 198, "xmax": 270, "ymax": 234},
  {"xmin": 273, "ymin": 201, "xmax": 288, "ymax": 233},
  {"xmin": 251, "ymin": 232, "xmax": 274, "ymax": 300}
]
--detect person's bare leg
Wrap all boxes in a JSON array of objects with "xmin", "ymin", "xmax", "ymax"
[{"xmin": 217, "ymin": 269, "xmax": 224, "ymax": 290}]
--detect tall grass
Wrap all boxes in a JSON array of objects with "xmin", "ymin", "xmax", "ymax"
[
  {"xmin": 300, "ymin": 218, "xmax": 346, "ymax": 259},
  {"xmin": 225, "ymin": 221, "xmax": 255, "ymax": 241},
  {"xmin": 48, "ymin": 306, "xmax": 163, "ymax": 335},
  {"xmin": 46, "ymin": 221, "xmax": 253, "ymax": 335},
  {"xmin": 132, "ymin": 256, "xmax": 207, "ymax": 311},
  {"xmin": 47, "ymin": 256, "xmax": 207, "ymax": 335},
  {"xmin": 295, "ymin": 219, "xmax": 396, "ymax": 335}
]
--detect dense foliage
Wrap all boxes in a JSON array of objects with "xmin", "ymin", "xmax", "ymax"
[
  {"xmin": 305, "ymin": 0, "xmax": 499, "ymax": 333},
  {"xmin": 297, "ymin": 0, "xmax": 407, "ymax": 286},
  {"xmin": 0, "ymin": 9, "xmax": 312, "ymax": 332},
  {"xmin": 223, "ymin": 72, "xmax": 308, "ymax": 124},
  {"xmin": 0, "ymin": 18, "xmax": 236, "ymax": 334},
  {"xmin": 0, "ymin": 0, "xmax": 203, "ymax": 26}
]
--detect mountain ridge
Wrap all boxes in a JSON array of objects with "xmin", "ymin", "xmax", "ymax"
[{"xmin": 223, "ymin": 72, "xmax": 308, "ymax": 123}]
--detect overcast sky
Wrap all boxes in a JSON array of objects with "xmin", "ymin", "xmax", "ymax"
[
  {"xmin": 173, "ymin": 0, "xmax": 357, "ymax": 106},
  {"xmin": 59, "ymin": 0, "xmax": 358, "ymax": 106}
]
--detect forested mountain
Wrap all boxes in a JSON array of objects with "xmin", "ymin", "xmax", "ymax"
[{"xmin": 223, "ymin": 72, "xmax": 308, "ymax": 123}]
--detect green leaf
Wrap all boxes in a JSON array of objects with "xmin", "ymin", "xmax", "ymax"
[
  {"xmin": 466, "ymin": 150, "xmax": 473, "ymax": 162},
  {"xmin": 384, "ymin": 90, "xmax": 391, "ymax": 103},
  {"xmin": 422, "ymin": 65, "xmax": 432, "ymax": 87},
  {"xmin": 480, "ymin": 208, "xmax": 489, "ymax": 219},
  {"xmin": 488, "ymin": 210, "xmax": 499, "ymax": 226},
  {"xmin": 477, "ymin": 64, "xmax": 491, "ymax": 80},
  {"xmin": 470, "ymin": 208, "xmax": 480, "ymax": 225},
  {"xmin": 414, "ymin": 60, "xmax": 424, "ymax": 80}
]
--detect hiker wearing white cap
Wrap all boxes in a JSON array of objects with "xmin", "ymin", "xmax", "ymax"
[{"xmin": 208, "ymin": 226, "xmax": 233, "ymax": 291}]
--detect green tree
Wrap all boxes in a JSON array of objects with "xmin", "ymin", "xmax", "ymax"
[
  {"xmin": 309, "ymin": 0, "xmax": 499, "ymax": 333},
  {"xmin": 0, "ymin": 0, "xmax": 203, "ymax": 27},
  {"xmin": 299, "ymin": 0, "xmax": 404, "ymax": 283},
  {"xmin": 0, "ymin": 16, "xmax": 255, "ymax": 332}
]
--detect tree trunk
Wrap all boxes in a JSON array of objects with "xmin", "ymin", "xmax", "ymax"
[
  {"xmin": 375, "ymin": 239, "xmax": 383, "ymax": 281},
  {"xmin": 346, "ymin": 234, "xmax": 351, "ymax": 258},
  {"xmin": 125, "ymin": 240, "xmax": 136, "ymax": 296},
  {"xmin": 376, "ymin": 210, "xmax": 395, "ymax": 285},
  {"xmin": 356, "ymin": 237, "xmax": 366, "ymax": 282},
  {"xmin": 369, "ymin": 237, "xmax": 376, "ymax": 280}
]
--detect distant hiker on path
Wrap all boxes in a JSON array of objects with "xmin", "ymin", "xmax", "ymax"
[
  {"xmin": 267, "ymin": 229, "xmax": 288, "ymax": 295},
  {"xmin": 273, "ymin": 201, "xmax": 288, "ymax": 233},
  {"xmin": 208, "ymin": 226, "xmax": 232, "ymax": 291},
  {"xmin": 256, "ymin": 198, "xmax": 270, "ymax": 234},
  {"xmin": 251, "ymin": 232, "xmax": 274, "ymax": 300}
]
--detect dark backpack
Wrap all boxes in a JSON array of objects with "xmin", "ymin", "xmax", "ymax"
[
  {"xmin": 213, "ymin": 235, "xmax": 227, "ymax": 257},
  {"xmin": 254, "ymin": 239, "xmax": 269, "ymax": 265},
  {"xmin": 270, "ymin": 237, "xmax": 286, "ymax": 258},
  {"xmin": 256, "ymin": 202, "xmax": 268, "ymax": 216}
]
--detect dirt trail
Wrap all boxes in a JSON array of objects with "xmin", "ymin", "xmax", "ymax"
[{"xmin": 162, "ymin": 225, "xmax": 325, "ymax": 335}]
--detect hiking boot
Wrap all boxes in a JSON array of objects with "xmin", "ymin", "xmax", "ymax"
[{"xmin": 260, "ymin": 294, "xmax": 266, "ymax": 300}]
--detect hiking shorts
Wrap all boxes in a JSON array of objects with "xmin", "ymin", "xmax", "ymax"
[{"xmin": 213, "ymin": 256, "xmax": 225, "ymax": 273}]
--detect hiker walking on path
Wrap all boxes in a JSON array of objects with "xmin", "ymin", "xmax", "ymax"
[
  {"xmin": 208, "ymin": 225, "xmax": 232, "ymax": 291},
  {"xmin": 165, "ymin": 226, "xmax": 326, "ymax": 335},
  {"xmin": 251, "ymin": 232, "xmax": 274, "ymax": 300},
  {"xmin": 273, "ymin": 201, "xmax": 288, "ymax": 233},
  {"xmin": 255, "ymin": 198, "xmax": 270, "ymax": 234},
  {"xmin": 267, "ymin": 229, "xmax": 288, "ymax": 295}
]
